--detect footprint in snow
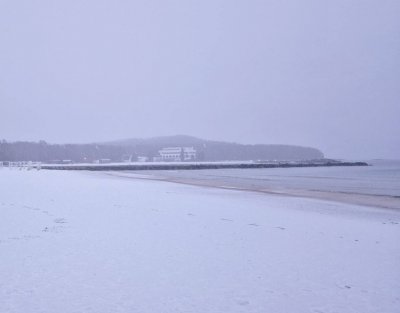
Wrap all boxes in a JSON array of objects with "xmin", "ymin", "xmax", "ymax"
[
  {"xmin": 23, "ymin": 235, "xmax": 40, "ymax": 240},
  {"xmin": 54, "ymin": 218, "xmax": 67, "ymax": 224},
  {"xmin": 23, "ymin": 206, "xmax": 40, "ymax": 211},
  {"xmin": 43, "ymin": 226, "xmax": 64, "ymax": 233},
  {"xmin": 336, "ymin": 284, "xmax": 352, "ymax": 290},
  {"xmin": 220, "ymin": 218, "xmax": 233, "ymax": 222},
  {"xmin": 248, "ymin": 223, "xmax": 259, "ymax": 227},
  {"xmin": 236, "ymin": 300, "xmax": 250, "ymax": 306}
]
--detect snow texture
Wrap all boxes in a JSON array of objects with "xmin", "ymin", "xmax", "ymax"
[{"xmin": 1, "ymin": 169, "xmax": 399, "ymax": 313}]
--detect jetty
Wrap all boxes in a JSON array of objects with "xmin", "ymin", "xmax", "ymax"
[{"xmin": 39, "ymin": 160, "xmax": 368, "ymax": 171}]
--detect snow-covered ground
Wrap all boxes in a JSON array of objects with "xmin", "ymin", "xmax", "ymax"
[{"xmin": 1, "ymin": 169, "xmax": 399, "ymax": 313}]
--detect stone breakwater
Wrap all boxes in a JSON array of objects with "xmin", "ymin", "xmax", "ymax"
[{"xmin": 41, "ymin": 161, "xmax": 368, "ymax": 171}]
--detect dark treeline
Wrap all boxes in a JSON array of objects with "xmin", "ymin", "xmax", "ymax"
[
  {"xmin": 0, "ymin": 135, "xmax": 324, "ymax": 162},
  {"xmin": 0, "ymin": 141, "xmax": 130, "ymax": 163}
]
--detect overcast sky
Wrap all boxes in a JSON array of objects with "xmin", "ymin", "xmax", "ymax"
[{"xmin": 0, "ymin": 0, "xmax": 399, "ymax": 159}]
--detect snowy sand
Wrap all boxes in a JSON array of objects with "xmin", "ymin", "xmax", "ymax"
[{"xmin": 1, "ymin": 169, "xmax": 399, "ymax": 313}]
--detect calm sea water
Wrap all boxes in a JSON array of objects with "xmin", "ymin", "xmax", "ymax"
[{"xmin": 143, "ymin": 160, "xmax": 400, "ymax": 197}]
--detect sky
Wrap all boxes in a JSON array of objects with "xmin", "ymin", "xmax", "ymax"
[{"xmin": 0, "ymin": 0, "xmax": 399, "ymax": 159}]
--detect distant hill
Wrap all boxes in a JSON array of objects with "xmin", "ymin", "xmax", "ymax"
[
  {"xmin": 0, "ymin": 135, "xmax": 324, "ymax": 162},
  {"xmin": 101, "ymin": 135, "xmax": 324, "ymax": 161}
]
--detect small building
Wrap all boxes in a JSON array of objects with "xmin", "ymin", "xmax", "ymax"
[
  {"xmin": 158, "ymin": 147, "xmax": 196, "ymax": 162},
  {"xmin": 94, "ymin": 159, "xmax": 111, "ymax": 164}
]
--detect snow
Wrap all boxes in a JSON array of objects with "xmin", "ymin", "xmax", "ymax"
[{"xmin": 1, "ymin": 169, "xmax": 399, "ymax": 313}]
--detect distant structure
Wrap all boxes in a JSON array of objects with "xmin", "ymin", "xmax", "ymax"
[
  {"xmin": 158, "ymin": 147, "xmax": 196, "ymax": 162},
  {"xmin": 93, "ymin": 159, "xmax": 111, "ymax": 164}
]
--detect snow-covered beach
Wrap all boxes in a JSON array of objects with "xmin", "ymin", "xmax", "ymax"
[{"xmin": 1, "ymin": 168, "xmax": 399, "ymax": 313}]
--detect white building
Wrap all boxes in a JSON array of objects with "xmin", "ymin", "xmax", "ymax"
[{"xmin": 158, "ymin": 147, "xmax": 196, "ymax": 162}]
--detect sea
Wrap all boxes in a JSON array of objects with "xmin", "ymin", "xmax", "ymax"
[{"xmin": 136, "ymin": 159, "xmax": 400, "ymax": 198}]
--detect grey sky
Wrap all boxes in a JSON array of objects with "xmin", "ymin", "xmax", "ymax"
[{"xmin": 1, "ymin": 0, "xmax": 399, "ymax": 159}]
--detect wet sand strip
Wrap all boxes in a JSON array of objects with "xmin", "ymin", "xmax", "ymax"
[{"xmin": 104, "ymin": 171, "xmax": 400, "ymax": 211}]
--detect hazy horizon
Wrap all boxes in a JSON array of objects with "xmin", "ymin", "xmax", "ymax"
[
  {"xmin": 1, "ymin": 133, "xmax": 399, "ymax": 161},
  {"xmin": 1, "ymin": 1, "xmax": 399, "ymax": 159}
]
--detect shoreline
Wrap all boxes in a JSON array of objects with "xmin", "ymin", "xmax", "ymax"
[{"xmin": 104, "ymin": 171, "xmax": 400, "ymax": 211}]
